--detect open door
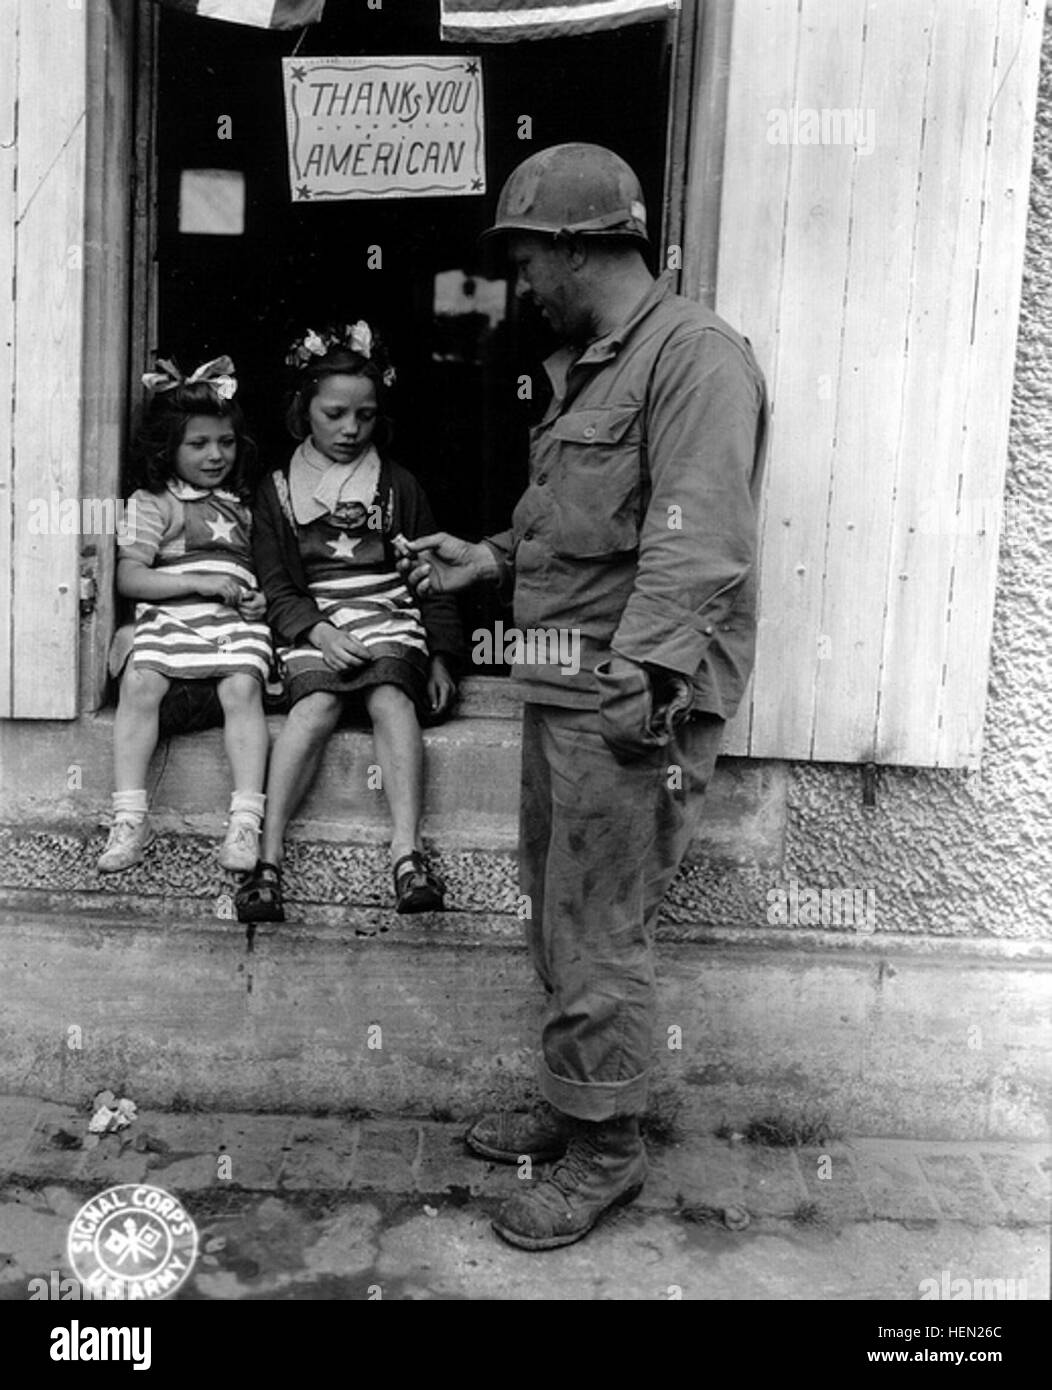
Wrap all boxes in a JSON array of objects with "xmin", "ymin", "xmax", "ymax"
[{"xmin": 146, "ymin": 1, "xmax": 672, "ymax": 666}]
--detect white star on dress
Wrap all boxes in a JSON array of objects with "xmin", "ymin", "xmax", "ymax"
[
  {"xmin": 327, "ymin": 533, "xmax": 361, "ymax": 560},
  {"xmin": 205, "ymin": 511, "xmax": 237, "ymax": 544}
]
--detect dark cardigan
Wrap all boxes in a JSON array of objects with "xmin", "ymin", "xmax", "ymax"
[{"xmin": 252, "ymin": 456, "xmax": 464, "ymax": 669}]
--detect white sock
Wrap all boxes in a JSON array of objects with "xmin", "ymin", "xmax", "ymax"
[
  {"xmin": 112, "ymin": 790, "xmax": 148, "ymax": 822},
  {"xmin": 229, "ymin": 791, "xmax": 265, "ymax": 827}
]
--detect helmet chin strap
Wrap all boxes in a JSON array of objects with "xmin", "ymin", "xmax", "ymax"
[{"xmin": 555, "ymin": 208, "xmax": 647, "ymax": 237}]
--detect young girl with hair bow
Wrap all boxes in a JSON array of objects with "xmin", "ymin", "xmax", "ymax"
[
  {"xmin": 98, "ymin": 356, "xmax": 272, "ymax": 875},
  {"xmin": 236, "ymin": 322, "xmax": 463, "ymax": 922}
]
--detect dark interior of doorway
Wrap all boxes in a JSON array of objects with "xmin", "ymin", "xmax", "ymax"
[{"xmin": 153, "ymin": 3, "xmax": 671, "ymax": 667}]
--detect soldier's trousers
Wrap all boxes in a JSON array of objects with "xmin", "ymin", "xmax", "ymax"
[{"xmin": 519, "ymin": 701, "xmax": 725, "ymax": 1121}]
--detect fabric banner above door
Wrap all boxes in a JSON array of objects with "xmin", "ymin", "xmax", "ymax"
[
  {"xmin": 440, "ymin": 0, "xmax": 671, "ymax": 43},
  {"xmin": 151, "ymin": 0, "xmax": 326, "ymax": 30}
]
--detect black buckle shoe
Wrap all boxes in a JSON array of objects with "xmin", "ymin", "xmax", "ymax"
[{"xmin": 393, "ymin": 851, "xmax": 445, "ymax": 914}]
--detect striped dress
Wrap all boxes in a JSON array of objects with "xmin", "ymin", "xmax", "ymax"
[
  {"xmin": 118, "ymin": 480, "xmax": 271, "ymax": 681},
  {"xmin": 272, "ymin": 471, "xmax": 429, "ymax": 709}
]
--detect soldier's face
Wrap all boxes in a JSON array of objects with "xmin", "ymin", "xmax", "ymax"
[{"xmin": 508, "ymin": 234, "xmax": 580, "ymax": 339}]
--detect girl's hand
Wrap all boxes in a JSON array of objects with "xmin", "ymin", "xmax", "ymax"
[
  {"xmin": 195, "ymin": 574, "xmax": 243, "ymax": 606},
  {"xmin": 427, "ymin": 654, "xmax": 457, "ymax": 717},
  {"xmin": 311, "ymin": 623, "xmax": 371, "ymax": 672},
  {"xmin": 237, "ymin": 588, "xmax": 267, "ymax": 622}
]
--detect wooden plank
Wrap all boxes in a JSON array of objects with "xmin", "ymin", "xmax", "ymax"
[
  {"xmin": 714, "ymin": 0, "xmax": 799, "ymax": 383},
  {"xmin": 79, "ymin": 0, "xmax": 135, "ymax": 713},
  {"xmin": 875, "ymin": 0, "xmax": 1001, "ymax": 764},
  {"xmin": 680, "ymin": 0, "xmax": 733, "ymax": 307},
  {"xmin": 659, "ymin": 0, "xmax": 700, "ymax": 290},
  {"xmin": 0, "ymin": 0, "xmax": 18, "ymax": 715},
  {"xmin": 935, "ymin": 0, "xmax": 1044, "ymax": 767},
  {"xmin": 129, "ymin": 1, "xmax": 159, "ymax": 402},
  {"xmin": 744, "ymin": 0, "xmax": 870, "ymax": 759},
  {"xmin": 712, "ymin": 0, "xmax": 800, "ymax": 756},
  {"xmin": 810, "ymin": 0, "xmax": 936, "ymax": 761},
  {"xmin": 10, "ymin": 0, "xmax": 87, "ymax": 717}
]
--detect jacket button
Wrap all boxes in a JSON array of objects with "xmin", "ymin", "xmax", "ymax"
[
  {"xmin": 583, "ymin": 425, "xmax": 597, "ymax": 439},
  {"xmin": 537, "ymin": 474, "xmax": 548, "ymax": 486},
  {"xmin": 704, "ymin": 625, "xmax": 714, "ymax": 635}
]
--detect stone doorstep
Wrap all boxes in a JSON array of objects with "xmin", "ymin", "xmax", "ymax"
[
  {"xmin": 0, "ymin": 698, "xmax": 788, "ymax": 871},
  {"xmin": 3, "ymin": 1099, "xmax": 1049, "ymax": 1230}
]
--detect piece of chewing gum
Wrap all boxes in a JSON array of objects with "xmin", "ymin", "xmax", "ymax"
[{"xmin": 392, "ymin": 533, "xmax": 412, "ymax": 559}]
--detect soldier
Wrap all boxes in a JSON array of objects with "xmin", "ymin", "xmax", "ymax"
[{"xmin": 403, "ymin": 143, "xmax": 768, "ymax": 1249}]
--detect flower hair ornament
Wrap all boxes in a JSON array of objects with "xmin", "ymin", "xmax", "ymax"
[
  {"xmin": 285, "ymin": 320, "xmax": 397, "ymax": 388},
  {"xmin": 142, "ymin": 355, "xmax": 238, "ymax": 402}
]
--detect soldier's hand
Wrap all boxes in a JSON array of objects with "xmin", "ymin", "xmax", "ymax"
[
  {"xmin": 399, "ymin": 532, "xmax": 488, "ymax": 596},
  {"xmin": 595, "ymin": 656, "xmax": 662, "ymax": 763}
]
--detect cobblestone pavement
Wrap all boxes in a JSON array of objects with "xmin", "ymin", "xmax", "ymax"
[{"xmin": 0, "ymin": 1096, "xmax": 1047, "ymax": 1301}]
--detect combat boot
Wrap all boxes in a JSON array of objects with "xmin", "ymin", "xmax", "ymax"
[
  {"xmin": 491, "ymin": 1115, "xmax": 647, "ymax": 1249},
  {"xmin": 465, "ymin": 1102, "xmax": 575, "ymax": 1164}
]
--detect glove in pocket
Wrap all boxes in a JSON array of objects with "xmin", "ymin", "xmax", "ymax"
[{"xmin": 594, "ymin": 659, "xmax": 667, "ymax": 763}]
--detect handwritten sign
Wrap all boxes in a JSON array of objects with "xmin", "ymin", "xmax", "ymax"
[{"xmin": 283, "ymin": 56, "xmax": 486, "ymax": 202}]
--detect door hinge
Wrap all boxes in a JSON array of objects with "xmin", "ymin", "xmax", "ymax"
[{"xmin": 79, "ymin": 568, "xmax": 98, "ymax": 617}]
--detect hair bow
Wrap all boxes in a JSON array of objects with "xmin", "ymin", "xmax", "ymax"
[
  {"xmin": 348, "ymin": 320, "xmax": 373, "ymax": 358},
  {"xmin": 142, "ymin": 355, "xmax": 238, "ymax": 401},
  {"xmin": 285, "ymin": 322, "xmax": 396, "ymax": 387}
]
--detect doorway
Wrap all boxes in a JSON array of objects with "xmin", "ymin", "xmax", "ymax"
[{"xmin": 150, "ymin": 2, "xmax": 673, "ymax": 665}]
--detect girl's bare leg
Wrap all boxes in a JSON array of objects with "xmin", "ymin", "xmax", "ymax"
[
  {"xmin": 216, "ymin": 673, "xmax": 269, "ymax": 792},
  {"xmin": 113, "ymin": 667, "xmax": 170, "ymax": 790},
  {"xmin": 260, "ymin": 691, "xmax": 342, "ymax": 866},
  {"xmin": 364, "ymin": 683, "xmax": 425, "ymax": 866},
  {"xmin": 99, "ymin": 665, "xmax": 170, "ymax": 871}
]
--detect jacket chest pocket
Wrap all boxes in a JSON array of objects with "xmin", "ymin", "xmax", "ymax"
[{"xmin": 546, "ymin": 405, "xmax": 643, "ymax": 560}]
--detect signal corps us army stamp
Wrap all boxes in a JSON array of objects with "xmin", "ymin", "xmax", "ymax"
[{"xmin": 67, "ymin": 1184, "xmax": 198, "ymax": 1300}]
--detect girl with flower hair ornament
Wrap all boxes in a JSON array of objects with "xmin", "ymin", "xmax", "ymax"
[
  {"xmin": 237, "ymin": 323, "xmax": 463, "ymax": 921},
  {"xmin": 98, "ymin": 358, "xmax": 271, "ymax": 875}
]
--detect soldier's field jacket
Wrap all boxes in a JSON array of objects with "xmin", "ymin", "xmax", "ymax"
[{"xmin": 484, "ymin": 273, "xmax": 769, "ymax": 720}]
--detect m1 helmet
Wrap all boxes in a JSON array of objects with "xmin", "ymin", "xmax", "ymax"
[{"xmin": 482, "ymin": 143, "xmax": 650, "ymax": 248}]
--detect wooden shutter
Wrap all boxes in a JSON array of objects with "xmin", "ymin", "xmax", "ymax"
[
  {"xmin": 713, "ymin": 0, "xmax": 1043, "ymax": 767},
  {"xmin": 79, "ymin": 1, "xmax": 136, "ymax": 712},
  {"xmin": 0, "ymin": 0, "xmax": 88, "ymax": 718}
]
